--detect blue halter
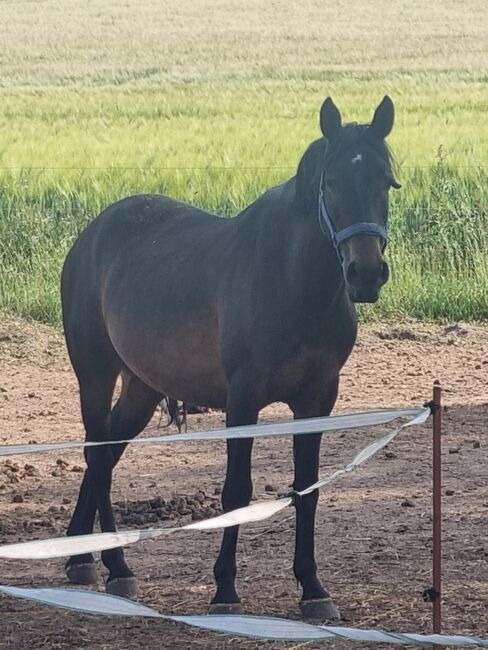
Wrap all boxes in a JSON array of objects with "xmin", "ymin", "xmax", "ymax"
[{"xmin": 318, "ymin": 172, "xmax": 388, "ymax": 261}]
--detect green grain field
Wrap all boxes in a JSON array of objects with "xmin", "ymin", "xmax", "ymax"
[{"xmin": 0, "ymin": 0, "xmax": 487, "ymax": 324}]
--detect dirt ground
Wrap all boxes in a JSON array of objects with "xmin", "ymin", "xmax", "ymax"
[{"xmin": 0, "ymin": 318, "xmax": 486, "ymax": 649}]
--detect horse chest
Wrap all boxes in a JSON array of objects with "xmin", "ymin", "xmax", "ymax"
[{"xmin": 268, "ymin": 340, "xmax": 351, "ymax": 403}]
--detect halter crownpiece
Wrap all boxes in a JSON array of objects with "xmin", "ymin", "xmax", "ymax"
[{"xmin": 318, "ymin": 172, "xmax": 388, "ymax": 262}]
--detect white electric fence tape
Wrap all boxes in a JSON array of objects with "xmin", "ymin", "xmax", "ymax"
[
  {"xmin": 0, "ymin": 586, "xmax": 487, "ymax": 647},
  {"xmin": 1, "ymin": 406, "xmax": 484, "ymax": 646},
  {"xmin": 0, "ymin": 408, "xmax": 430, "ymax": 559},
  {"xmin": 0, "ymin": 407, "xmax": 422, "ymax": 457}
]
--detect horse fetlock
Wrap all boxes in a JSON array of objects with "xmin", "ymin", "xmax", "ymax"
[
  {"xmin": 211, "ymin": 581, "xmax": 240, "ymax": 607},
  {"xmin": 65, "ymin": 561, "xmax": 99, "ymax": 585}
]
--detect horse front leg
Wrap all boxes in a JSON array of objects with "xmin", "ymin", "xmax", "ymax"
[
  {"xmin": 210, "ymin": 378, "xmax": 259, "ymax": 613},
  {"xmin": 290, "ymin": 379, "xmax": 340, "ymax": 621}
]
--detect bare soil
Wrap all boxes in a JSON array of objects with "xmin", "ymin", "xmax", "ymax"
[{"xmin": 0, "ymin": 318, "xmax": 487, "ymax": 649}]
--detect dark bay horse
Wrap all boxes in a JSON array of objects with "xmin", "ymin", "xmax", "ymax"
[{"xmin": 61, "ymin": 96, "xmax": 400, "ymax": 620}]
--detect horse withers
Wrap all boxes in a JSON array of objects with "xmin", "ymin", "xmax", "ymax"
[{"xmin": 61, "ymin": 96, "xmax": 400, "ymax": 620}]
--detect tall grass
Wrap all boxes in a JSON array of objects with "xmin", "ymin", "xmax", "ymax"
[{"xmin": 1, "ymin": 156, "xmax": 486, "ymax": 324}]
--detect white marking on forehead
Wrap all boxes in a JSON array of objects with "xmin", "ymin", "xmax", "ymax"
[{"xmin": 352, "ymin": 153, "xmax": 363, "ymax": 164}]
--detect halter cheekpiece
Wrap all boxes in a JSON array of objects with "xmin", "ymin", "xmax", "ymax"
[{"xmin": 318, "ymin": 171, "xmax": 388, "ymax": 262}]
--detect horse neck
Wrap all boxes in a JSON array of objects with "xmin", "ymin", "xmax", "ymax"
[
  {"xmin": 238, "ymin": 177, "xmax": 346, "ymax": 307},
  {"xmin": 287, "ymin": 177, "xmax": 345, "ymax": 303}
]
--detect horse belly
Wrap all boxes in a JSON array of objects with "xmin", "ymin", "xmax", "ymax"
[{"xmin": 107, "ymin": 313, "xmax": 229, "ymax": 409}]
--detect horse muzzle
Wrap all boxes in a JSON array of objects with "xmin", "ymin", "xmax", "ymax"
[{"xmin": 345, "ymin": 259, "xmax": 389, "ymax": 303}]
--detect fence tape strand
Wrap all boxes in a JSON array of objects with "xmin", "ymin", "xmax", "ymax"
[
  {"xmin": 0, "ymin": 407, "xmax": 423, "ymax": 457},
  {"xmin": 0, "ymin": 407, "xmax": 430, "ymax": 559},
  {"xmin": 0, "ymin": 586, "xmax": 487, "ymax": 647}
]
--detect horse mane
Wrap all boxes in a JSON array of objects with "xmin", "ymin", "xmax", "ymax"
[{"xmin": 295, "ymin": 124, "xmax": 395, "ymax": 215}]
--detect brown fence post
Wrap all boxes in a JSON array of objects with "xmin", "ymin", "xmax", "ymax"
[{"xmin": 432, "ymin": 380, "xmax": 442, "ymax": 643}]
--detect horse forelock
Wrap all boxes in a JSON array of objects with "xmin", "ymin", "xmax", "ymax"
[{"xmin": 325, "ymin": 123, "xmax": 393, "ymax": 168}]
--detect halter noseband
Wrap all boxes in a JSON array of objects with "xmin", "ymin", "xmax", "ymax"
[{"xmin": 318, "ymin": 171, "xmax": 388, "ymax": 262}]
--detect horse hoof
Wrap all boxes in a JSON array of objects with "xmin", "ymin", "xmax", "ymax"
[
  {"xmin": 208, "ymin": 602, "xmax": 242, "ymax": 615},
  {"xmin": 66, "ymin": 562, "xmax": 99, "ymax": 585},
  {"xmin": 106, "ymin": 577, "xmax": 140, "ymax": 600},
  {"xmin": 299, "ymin": 597, "xmax": 341, "ymax": 621}
]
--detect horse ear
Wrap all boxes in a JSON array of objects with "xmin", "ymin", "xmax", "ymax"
[
  {"xmin": 320, "ymin": 97, "xmax": 342, "ymax": 141},
  {"xmin": 369, "ymin": 95, "xmax": 394, "ymax": 139}
]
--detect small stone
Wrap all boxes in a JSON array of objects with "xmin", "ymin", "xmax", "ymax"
[
  {"xmin": 384, "ymin": 451, "xmax": 397, "ymax": 460},
  {"xmin": 39, "ymin": 518, "xmax": 52, "ymax": 528},
  {"xmin": 191, "ymin": 511, "xmax": 206, "ymax": 521},
  {"xmin": 27, "ymin": 392, "xmax": 36, "ymax": 398},
  {"xmin": 195, "ymin": 491, "xmax": 205, "ymax": 504},
  {"xmin": 475, "ymin": 364, "xmax": 482, "ymax": 370},
  {"xmin": 156, "ymin": 507, "xmax": 171, "ymax": 520},
  {"xmin": 23, "ymin": 464, "xmax": 39, "ymax": 477},
  {"xmin": 264, "ymin": 484, "xmax": 276, "ymax": 492},
  {"xmin": 396, "ymin": 524, "xmax": 409, "ymax": 534},
  {"xmin": 445, "ymin": 489, "xmax": 455, "ymax": 496},
  {"xmin": 473, "ymin": 441, "xmax": 481, "ymax": 449},
  {"xmin": 401, "ymin": 499, "xmax": 415, "ymax": 508},
  {"xmin": 56, "ymin": 458, "xmax": 68, "ymax": 467},
  {"xmin": 213, "ymin": 486, "xmax": 221, "ymax": 496},
  {"xmin": 149, "ymin": 496, "xmax": 165, "ymax": 509},
  {"xmin": 71, "ymin": 465, "xmax": 84, "ymax": 473},
  {"xmin": 448, "ymin": 447, "xmax": 460, "ymax": 454},
  {"xmin": 12, "ymin": 493, "xmax": 24, "ymax": 503},
  {"xmin": 62, "ymin": 497, "xmax": 71, "ymax": 504},
  {"xmin": 51, "ymin": 468, "xmax": 64, "ymax": 477}
]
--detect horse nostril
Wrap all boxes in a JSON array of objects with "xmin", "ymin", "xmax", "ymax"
[
  {"xmin": 346, "ymin": 261, "xmax": 359, "ymax": 285},
  {"xmin": 346, "ymin": 260, "xmax": 389, "ymax": 289}
]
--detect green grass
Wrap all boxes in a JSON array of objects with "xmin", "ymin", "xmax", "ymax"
[{"xmin": 0, "ymin": 0, "xmax": 487, "ymax": 324}]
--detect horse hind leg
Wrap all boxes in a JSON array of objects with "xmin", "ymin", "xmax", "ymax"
[
  {"xmin": 65, "ymin": 338, "xmax": 120, "ymax": 587},
  {"xmin": 66, "ymin": 369, "xmax": 162, "ymax": 598},
  {"xmin": 101, "ymin": 371, "xmax": 162, "ymax": 598},
  {"xmin": 65, "ymin": 470, "xmax": 101, "ymax": 585}
]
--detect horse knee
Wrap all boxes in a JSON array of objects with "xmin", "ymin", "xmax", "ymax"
[{"xmin": 221, "ymin": 475, "xmax": 253, "ymax": 511}]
